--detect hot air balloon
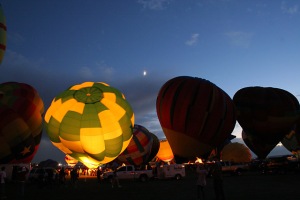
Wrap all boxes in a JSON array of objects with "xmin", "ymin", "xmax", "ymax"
[
  {"xmin": 117, "ymin": 124, "xmax": 156, "ymax": 166},
  {"xmin": 65, "ymin": 154, "xmax": 78, "ymax": 167},
  {"xmin": 233, "ymin": 87, "xmax": 300, "ymax": 159},
  {"xmin": 156, "ymin": 76, "xmax": 236, "ymax": 162},
  {"xmin": 0, "ymin": 4, "xmax": 6, "ymax": 63},
  {"xmin": 44, "ymin": 82, "xmax": 134, "ymax": 166},
  {"xmin": 221, "ymin": 142, "xmax": 252, "ymax": 163},
  {"xmin": 156, "ymin": 140, "xmax": 174, "ymax": 162},
  {"xmin": 0, "ymin": 82, "xmax": 44, "ymax": 164}
]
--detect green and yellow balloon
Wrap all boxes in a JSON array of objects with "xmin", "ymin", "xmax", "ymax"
[{"xmin": 44, "ymin": 82, "xmax": 134, "ymax": 167}]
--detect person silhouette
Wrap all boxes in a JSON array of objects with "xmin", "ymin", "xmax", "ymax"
[
  {"xmin": 211, "ymin": 161, "xmax": 225, "ymax": 200},
  {"xmin": 196, "ymin": 164, "xmax": 208, "ymax": 200},
  {"xmin": 0, "ymin": 166, "xmax": 7, "ymax": 199}
]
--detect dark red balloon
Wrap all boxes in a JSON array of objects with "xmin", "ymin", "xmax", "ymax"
[
  {"xmin": 156, "ymin": 76, "xmax": 236, "ymax": 161},
  {"xmin": 234, "ymin": 87, "xmax": 300, "ymax": 159}
]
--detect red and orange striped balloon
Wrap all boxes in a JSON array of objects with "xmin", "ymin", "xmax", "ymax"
[
  {"xmin": 117, "ymin": 124, "xmax": 156, "ymax": 166},
  {"xmin": 156, "ymin": 76, "xmax": 236, "ymax": 161}
]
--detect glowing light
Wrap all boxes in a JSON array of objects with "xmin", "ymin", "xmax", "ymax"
[
  {"xmin": 195, "ymin": 157, "xmax": 203, "ymax": 164},
  {"xmin": 143, "ymin": 70, "xmax": 147, "ymax": 76}
]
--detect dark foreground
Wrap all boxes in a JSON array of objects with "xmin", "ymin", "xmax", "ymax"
[{"xmin": 4, "ymin": 169, "xmax": 300, "ymax": 200}]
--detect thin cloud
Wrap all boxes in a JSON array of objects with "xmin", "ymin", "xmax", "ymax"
[
  {"xmin": 281, "ymin": 1, "xmax": 298, "ymax": 15},
  {"xmin": 78, "ymin": 62, "xmax": 115, "ymax": 80},
  {"xmin": 2, "ymin": 50, "xmax": 29, "ymax": 66},
  {"xmin": 137, "ymin": 112, "xmax": 165, "ymax": 139},
  {"xmin": 185, "ymin": 33, "xmax": 199, "ymax": 46},
  {"xmin": 7, "ymin": 32, "xmax": 25, "ymax": 46},
  {"xmin": 78, "ymin": 66, "xmax": 93, "ymax": 78},
  {"xmin": 225, "ymin": 31, "xmax": 253, "ymax": 48},
  {"xmin": 137, "ymin": 0, "xmax": 171, "ymax": 10}
]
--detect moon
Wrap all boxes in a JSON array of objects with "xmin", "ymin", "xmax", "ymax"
[{"xmin": 143, "ymin": 70, "xmax": 147, "ymax": 76}]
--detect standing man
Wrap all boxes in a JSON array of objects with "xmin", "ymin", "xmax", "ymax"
[
  {"xmin": 196, "ymin": 163, "xmax": 208, "ymax": 200},
  {"xmin": 111, "ymin": 161, "xmax": 121, "ymax": 188},
  {"xmin": 211, "ymin": 161, "xmax": 225, "ymax": 200},
  {"xmin": 59, "ymin": 167, "xmax": 66, "ymax": 185},
  {"xmin": 96, "ymin": 167, "xmax": 103, "ymax": 183},
  {"xmin": 0, "ymin": 167, "xmax": 6, "ymax": 199},
  {"xmin": 17, "ymin": 166, "xmax": 29, "ymax": 198}
]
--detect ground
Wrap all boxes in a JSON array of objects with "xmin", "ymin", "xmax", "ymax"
[{"xmin": 3, "ymin": 167, "xmax": 300, "ymax": 200}]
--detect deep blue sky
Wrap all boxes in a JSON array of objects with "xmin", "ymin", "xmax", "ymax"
[{"xmin": 1, "ymin": 0, "xmax": 299, "ymax": 163}]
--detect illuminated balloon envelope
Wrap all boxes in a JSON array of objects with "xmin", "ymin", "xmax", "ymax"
[
  {"xmin": 156, "ymin": 76, "xmax": 236, "ymax": 161},
  {"xmin": 234, "ymin": 87, "xmax": 300, "ymax": 159},
  {"xmin": 0, "ymin": 4, "xmax": 6, "ymax": 63},
  {"xmin": 156, "ymin": 140, "xmax": 174, "ymax": 162},
  {"xmin": 221, "ymin": 142, "xmax": 252, "ymax": 163},
  {"xmin": 0, "ymin": 82, "xmax": 44, "ymax": 164},
  {"xmin": 65, "ymin": 155, "xmax": 78, "ymax": 167},
  {"xmin": 117, "ymin": 124, "xmax": 155, "ymax": 166},
  {"xmin": 44, "ymin": 82, "xmax": 134, "ymax": 166}
]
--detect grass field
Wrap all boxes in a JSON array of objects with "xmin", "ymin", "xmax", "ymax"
[{"xmin": 4, "ymin": 168, "xmax": 300, "ymax": 200}]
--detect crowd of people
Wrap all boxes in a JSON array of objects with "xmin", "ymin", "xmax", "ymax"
[{"xmin": 0, "ymin": 159, "xmax": 227, "ymax": 200}]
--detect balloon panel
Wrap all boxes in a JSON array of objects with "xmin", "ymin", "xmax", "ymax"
[{"xmin": 147, "ymin": 132, "xmax": 160, "ymax": 162}]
